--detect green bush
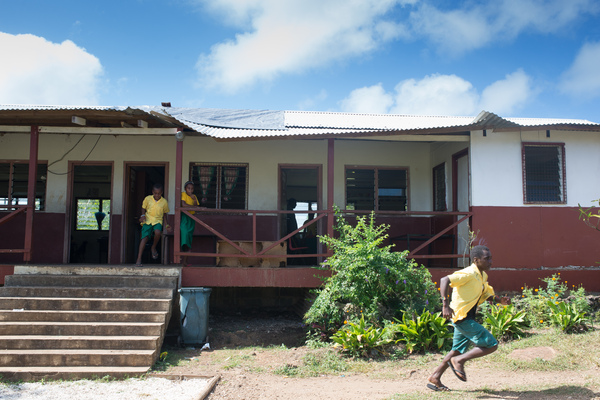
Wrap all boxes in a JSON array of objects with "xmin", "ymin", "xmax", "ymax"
[
  {"xmin": 390, "ymin": 309, "xmax": 452, "ymax": 353},
  {"xmin": 304, "ymin": 210, "xmax": 440, "ymax": 338},
  {"xmin": 515, "ymin": 273, "xmax": 589, "ymax": 326},
  {"xmin": 547, "ymin": 300, "xmax": 589, "ymax": 333},
  {"xmin": 480, "ymin": 303, "xmax": 529, "ymax": 341},
  {"xmin": 330, "ymin": 315, "xmax": 393, "ymax": 357}
]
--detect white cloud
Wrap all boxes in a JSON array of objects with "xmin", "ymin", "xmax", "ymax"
[
  {"xmin": 0, "ymin": 32, "xmax": 103, "ymax": 105},
  {"xmin": 339, "ymin": 70, "xmax": 534, "ymax": 116},
  {"xmin": 410, "ymin": 0, "xmax": 598, "ymax": 55},
  {"xmin": 195, "ymin": 0, "xmax": 409, "ymax": 93},
  {"xmin": 480, "ymin": 69, "xmax": 534, "ymax": 115},
  {"xmin": 559, "ymin": 41, "xmax": 600, "ymax": 99},
  {"xmin": 338, "ymin": 84, "xmax": 394, "ymax": 114}
]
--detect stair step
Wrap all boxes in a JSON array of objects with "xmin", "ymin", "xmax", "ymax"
[
  {"xmin": 5, "ymin": 274, "xmax": 178, "ymax": 289},
  {"xmin": 0, "ymin": 335, "xmax": 161, "ymax": 350},
  {"xmin": 0, "ymin": 349, "xmax": 156, "ymax": 367},
  {"xmin": 0, "ymin": 321, "xmax": 164, "ymax": 336},
  {"xmin": 0, "ymin": 365, "xmax": 150, "ymax": 381},
  {"xmin": 0, "ymin": 286, "xmax": 174, "ymax": 299},
  {"xmin": 13, "ymin": 265, "xmax": 181, "ymax": 277},
  {"xmin": 0, "ymin": 297, "xmax": 171, "ymax": 311},
  {"xmin": 0, "ymin": 310, "xmax": 168, "ymax": 323}
]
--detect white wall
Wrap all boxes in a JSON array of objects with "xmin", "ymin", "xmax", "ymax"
[{"xmin": 470, "ymin": 129, "xmax": 600, "ymax": 207}]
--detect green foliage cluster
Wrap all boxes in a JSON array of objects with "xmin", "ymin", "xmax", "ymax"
[
  {"xmin": 389, "ymin": 310, "xmax": 452, "ymax": 353},
  {"xmin": 480, "ymin": 303, "xmax": 529, "ymax": 341},
  {"xmin": 578, "ymin": 198, "xmax": 600, "ymax": 232},
  {"xmin": 330, "ymin": 315, "xmax": 393, "ymax": 357},
  {"xmin": 515, "ymin": 273, "xmax": 590, "ymax": 327},
  {"xmin": 304, "ymin": 210, "xmax": 440, "ymax": 338},
  {"xmin": 547, "ymin": 300, "xmax": 589, "ymax": 333}
]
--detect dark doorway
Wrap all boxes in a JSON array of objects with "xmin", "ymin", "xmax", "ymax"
[
  {"xmin": 279, "ymin": 166, "xmax": 321, "ymax": 265},
  {"xmin": 69, "ymin": 164, "xmax": 112, "ymax": 264},
  {"xmin": 124, "ymin": 164, "xmax": 167, "ymax": 264}
]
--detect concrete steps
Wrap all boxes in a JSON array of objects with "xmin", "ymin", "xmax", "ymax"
[{"xmin": 0, "ymin": 265, "xmax": 181, "ymax": 381}]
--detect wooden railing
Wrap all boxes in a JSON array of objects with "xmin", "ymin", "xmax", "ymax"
[
  {"xmin": 0, "ymin": 205, "xmax": 30, "ymax": 256},
  {"xmin": 171, "ymin": 207, "xmax": 472, "ymax": 266}
]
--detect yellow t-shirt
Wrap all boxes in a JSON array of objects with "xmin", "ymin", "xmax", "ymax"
[
  {"xmin": 181, "ymin": 192, "xmax": 199, "ymax": 214},
  {"xmin": 142, "ymin": 195, "xmax": 169, "ymax": 226},
  {"xmin": 448, "ymin": 264, "xmax": 494, "ymax": 323}
]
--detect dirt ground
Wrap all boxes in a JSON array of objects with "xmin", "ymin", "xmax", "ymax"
[{"xmin": 159, "ymin": 314, "xmax": 600, "ymax": 400}]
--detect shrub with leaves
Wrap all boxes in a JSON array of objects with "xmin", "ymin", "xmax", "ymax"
[
  {"xmin": 390, "ymin": 310, "xmax": 452, "ymax": 353},
  {"xmin": 330, "ymin": 315, "xmax": 393, "ymax": 357},
  {"xmin": 480, "ymin": 303, "xmax": 529, "ymax": 341},
  {"xmin": 304, "ymin": 210, "xmax": 440, "ymax": 338},
  {"xmin": 515, "ymin": 273, "xmax": 589, "ymax": 326},
  {"xmin": 547, "ymin": 300, "xmax": 589, "ymax": 333}
]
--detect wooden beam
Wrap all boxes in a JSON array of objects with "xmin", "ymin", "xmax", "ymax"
[{"xmin": 0, "ymin": 126, "xmax": 178, "ymax": 135}]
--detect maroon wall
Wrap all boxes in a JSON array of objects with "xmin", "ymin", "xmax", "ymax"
[
  {"xmin": 0, "ymin": 212, "xmax": 64, "ymax": 264},
  {"xmin": 471, "ymin": 206, "xmax": 600, "ymax": 269}
]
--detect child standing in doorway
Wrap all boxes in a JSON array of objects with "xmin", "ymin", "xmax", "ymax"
[{"xmin": 136, "ymin": 183, "xmax": 171, "ymax": 266}]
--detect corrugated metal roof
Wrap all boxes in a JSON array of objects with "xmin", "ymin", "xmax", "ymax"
[
  {"xmin": 1, "ymin": 105, "xmax": 599, "ymax": 139},
  {"xmin": 284, "ymin": 110, "xmax": 475, "ymax": 130}
]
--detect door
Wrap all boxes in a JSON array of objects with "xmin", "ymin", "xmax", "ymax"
[
  {"xmin": 124, "ymin": 164, "xmax": 167, "ymax": 264},
  {"xmin": 68, "ymin": 164, "xmax": 112, "ymax": 264},
  {"xmin": 453, "ymin": 149, "xmax": 470, "ymax": 267}
]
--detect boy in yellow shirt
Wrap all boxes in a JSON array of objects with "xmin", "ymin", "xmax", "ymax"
[
  {"xmin": 427, "ymin": 245, "xmax": 498, "ymax": 391},
  {"xmin": 136, "ymin": 183, "xmax": 171, "ymax": 266}
]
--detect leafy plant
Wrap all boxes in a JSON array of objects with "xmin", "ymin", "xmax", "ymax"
[
  {"xmin": 547, "ymin": 300, "xmax": 589, "ymax": 333},
  {"xmin": 480, "ymin": 303, "xmax": 529, "ymax": 341},
  {"xmin": 330, "ymin": 315, "xmax": 393, "ymax": 357},
  {"xmin": 578, "ymin": 198, "xmax": 600, "ymax": 232},
  {"xmin": 515, "ymin": 273, "xmax": 589, "ymax": 326},
  {"xmin": 304, "ymin": 209, "xmax": 439, "ymax": 338},
  {"xmin": 391, "ymin": 310, "xmax": 452, "ymax": 353}
]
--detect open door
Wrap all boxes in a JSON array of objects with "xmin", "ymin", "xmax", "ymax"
[
  {"xmin": 279, "ymin": 165, "xmax": 321, "ymax": 265},
  {"xmin": 69, "ymin": 164, "xmax": 112, "ymax": 264},
  {"xmin": 453, "ymin": 149, "xmax": 470, "ymax": 267},
  {"xmin": 124, "ymin": 164, "xmax": 167, "ymax": 264}
]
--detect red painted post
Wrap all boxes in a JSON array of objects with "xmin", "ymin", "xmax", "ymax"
[
  {"xmin": 174, "ymin": 132, "xmax": 183, "ymax": 264},
  {"xmin": 327, "ymin": 139, "xmax": 335, "ymax": 241},
  {"xmin": 24, "ymin": 125, "xmax": 39, "ymax": 262}
]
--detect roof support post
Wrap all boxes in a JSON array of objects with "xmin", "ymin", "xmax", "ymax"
[
  {"xmin": 24, "ymin": 125, "xmax": 39, "ymax": 262},
  {"xmin": 174, "ymin": 130, "xmax": 183, "ymax": 264},
  {"xmin": 327, "ymin": 139, "xmax": 335, "ymax": 243}
]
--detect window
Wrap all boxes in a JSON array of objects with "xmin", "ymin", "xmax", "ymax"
[
  {"xmin": 522, "ymin": 143, "xmax": 566, "ymax": 204},
  {"xmin": 433, "ymin": 163, "xmax": 447, "ymax": 211},
  {"xmin": 345, "ymin": 167, "xmax": 408, "ymax": 211},
  {"xmin": 76, "ymin": 199, "xmax": 110, "ymax": 230},
  {"xmin": 0, "ymin": 161, "xmax": 47, "ymax": 210},
  {"xmin": 190, "ymin": 163, "xmax": 248, "ymax": 209}
]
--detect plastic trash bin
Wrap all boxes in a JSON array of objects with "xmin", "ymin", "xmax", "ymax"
[{"xmin": 178, "ymin": 287, "xmax": 212, "ymax": 346}]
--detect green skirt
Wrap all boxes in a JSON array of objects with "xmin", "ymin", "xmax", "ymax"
[{"xmin": 180, "ymin": 213, "xmax": 195, "ymax": 251}]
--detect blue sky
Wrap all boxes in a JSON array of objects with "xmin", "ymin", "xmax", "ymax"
[{"xmin": 1, "ymin": 0, "xmax": 600, "ymax": 121}]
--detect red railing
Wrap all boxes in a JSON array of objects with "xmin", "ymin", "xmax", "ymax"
[
  {"xmin": 0, "ymin": 205, "xmax": 30, "ymax": 255},
  {"xmin": 171, "ymin": 207, "xmax": 472, "ymax": 265}
]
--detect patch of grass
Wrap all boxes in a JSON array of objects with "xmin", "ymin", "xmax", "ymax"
[
  {"xmin": 482, "ymin": 328, "xmax": 600, "ymax": 373},
  {"xmin": 274, "ymin": 348, "xmax": 349, "ymax": 377}
]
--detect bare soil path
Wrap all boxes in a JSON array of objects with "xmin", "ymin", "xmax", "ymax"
[{"xmin": 158, "ymin": 315, "xmax": 600, "ymax": 400}]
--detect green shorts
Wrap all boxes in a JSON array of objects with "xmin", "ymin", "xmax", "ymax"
[
  {"xmin": 452, "ymin": 318, "xmax": 498, "ymax": 354},
  {"xmin": 141, "ymin": 223, "xmax": 162, "ymax": 240}
]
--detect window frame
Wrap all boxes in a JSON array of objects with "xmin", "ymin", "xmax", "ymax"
[
  {"xmin": 521, "ymin": 142, "xmax": 566, "ymax": 204},
  {"xmin": 75, "ymin": 198, "xmax": 111, "ymax": 231},
  {"xmin": 344, "ymin": 165, "xmax": 409, "ymax": 211},
  {"xmin": 189, "ymin": 162, "xmax": 249, "ymax": 210},
  {"xmin": 0, "ymin": 160, "xmax": 47, "ymax": 211}
]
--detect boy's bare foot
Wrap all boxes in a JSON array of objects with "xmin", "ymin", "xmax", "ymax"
[{"xmin": 447, "ymin": 359, "xmax": 467, "ymax": 382}]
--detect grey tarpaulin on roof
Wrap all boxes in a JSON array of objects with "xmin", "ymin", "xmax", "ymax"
[{"xmin": 145, "ymin": 107, "xmax": 286, "ymax": 130}]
